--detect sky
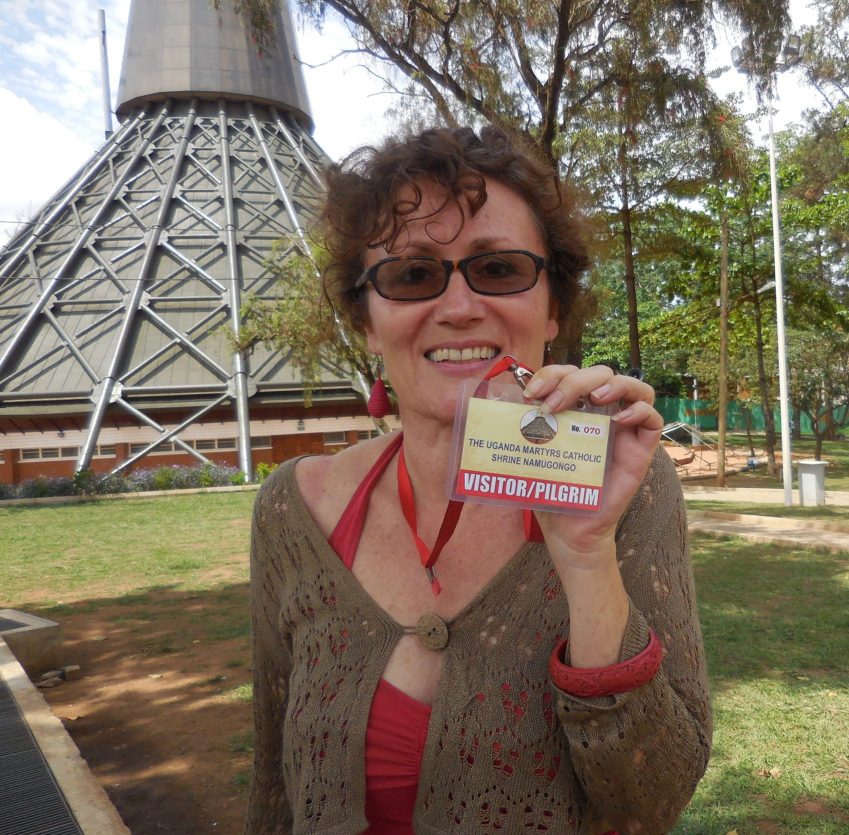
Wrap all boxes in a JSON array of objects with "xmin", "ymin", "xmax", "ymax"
[{"xmin": 0, "ymin": 0, "xmax": 822, "ymax": 245}]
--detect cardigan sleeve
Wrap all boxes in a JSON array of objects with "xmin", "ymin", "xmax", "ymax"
[
  {"xmin": 551, "ymin": 447, "xmax": 712, "ymax": 835},
  {"xmin": 243, "ymin": 472, "xmax": 295, "ymax": 835}
]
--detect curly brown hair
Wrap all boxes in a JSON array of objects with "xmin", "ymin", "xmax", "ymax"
[{"xmin": 320, "ymin": 125, "xmax": 589, "ymax": 333}]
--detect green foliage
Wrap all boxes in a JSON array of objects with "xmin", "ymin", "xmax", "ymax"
[
  {"xmin": 235, "ymin": 237, "xmax": 376, "ymax": 408},
  {"xmin": 253, "ymin": 462, "xmax": 278, "ymax": 482},
  {"xmin": 801, "ymin": 0, "xmax": 849, "ymax": 110},
  {"xmin": 152, "ymin": 467, "xmax": 179, "ymax": 491}
]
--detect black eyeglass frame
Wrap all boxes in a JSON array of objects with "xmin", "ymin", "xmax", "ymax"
[{"xmin": 355, "ymin": 249, "xmax": 554, "ymax": 301}]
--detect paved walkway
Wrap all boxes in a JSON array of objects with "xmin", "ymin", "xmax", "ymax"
[
  {"xmin": 682, "ymin": 486, "xmax": 849, "ymax": 506},
  {"xmin": 682, "ymin": 487, "xmax": 849, "ymax": 553}
]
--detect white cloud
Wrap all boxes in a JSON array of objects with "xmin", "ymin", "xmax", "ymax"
[
  {"xmin": 294, "ymin": 16, "xmax": 398, "ymax": 160},
  {"xmin": 0, "ymin": 0, "xmax": 130, "ymax": 242},
  {"xmin": 0, "ymin": 88, "xmax": 93, "ymax": 240}
]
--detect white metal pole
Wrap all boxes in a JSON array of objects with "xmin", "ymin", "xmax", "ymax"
[
  {"xmin": 98, "ymin": 9, "xmax": 113, "ymax": 138},
  {"xmin": 766, "ymin": 96, "xmax": 793, "ymax": 506}
]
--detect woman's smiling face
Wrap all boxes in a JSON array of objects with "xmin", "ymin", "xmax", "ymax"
[{"xmin": 363, "ymin": 177, "xmax": 559, "ymax": 426}]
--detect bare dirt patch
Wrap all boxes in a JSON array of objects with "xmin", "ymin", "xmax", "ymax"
[{"xmin": 38, "ymin": 585, "xmax": 253, "ymax": 834}]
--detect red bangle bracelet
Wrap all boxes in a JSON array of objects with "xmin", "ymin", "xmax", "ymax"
[{"xmin": 548, "ymin": 630, "xmax": 663, "ymax": 698}]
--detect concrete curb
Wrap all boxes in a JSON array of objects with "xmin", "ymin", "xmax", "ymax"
[
  {"xmin": 688, "ymin": 510, "xmax": 849, "ymax": 534},
  {"xmin": 0, "ymin": 638, "xmax": 130, "ymax": 834},
  {"xmin": 687, "ymin": 512, "xmax": 849, "ymax": 554}
]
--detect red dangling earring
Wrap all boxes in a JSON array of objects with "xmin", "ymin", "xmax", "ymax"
[
  {"xmin": 543, "ymin": 342, "xmax": 553, "ymax": 366},
  {"xmin": 367, "ymin": 357, "xmax": 391, "ymax": 418}
]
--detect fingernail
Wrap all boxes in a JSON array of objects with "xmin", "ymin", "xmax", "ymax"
[
  {"xmin": 591, "ymin": 383, "xmax": 612, "ymax": 400},
  {"xmin": 542, "ymin": 391, "xmax": 565, "ymax": 413},
  {"xmin": 611, "ymin": 406, "xmax": 634, "ymax": 422},
  {"xmin": 523, "ymin": 378, "xmax": 544, "ymax": 398}
]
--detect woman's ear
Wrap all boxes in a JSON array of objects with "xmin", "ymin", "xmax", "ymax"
[
  {"xmin": 365, "ymin": 319, "xmax": 381, "ymax": 355},
  {"xmin": 545, "ymin": 316, "xmax": 559, "ymax": 344}
]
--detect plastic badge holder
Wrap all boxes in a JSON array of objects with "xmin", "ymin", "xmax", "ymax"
[{"xmin": 448, "ymin": 359, "xmax": 615, "ymax": 515}]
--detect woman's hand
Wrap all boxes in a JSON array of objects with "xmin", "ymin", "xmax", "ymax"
[
  {"xmin": 521, "ymin": 364, "xmax": 663, "ymax": 667},
  {"xmin": 521, "ymin": 364, "xmax": 664, "ymax": 566}
]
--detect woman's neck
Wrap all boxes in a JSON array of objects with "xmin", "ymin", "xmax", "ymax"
[{"xmin": 396, "ymin": 414, "xmax": 457, "ymax": 510}]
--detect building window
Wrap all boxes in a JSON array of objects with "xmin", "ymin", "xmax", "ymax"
[
  {"xmin": 20, "ymin": 447, "xmax": 70, "ymax": 461},
  {"xmin": 96, "ymin": 445, "xmax": 116, "ymax": 457},
  {"xmin": 129, "ymin": 440, "xmax": 178, "ymax": 456},
  {"xmin": 324, "ymin": 432, "xmax": 347, "ymax": 447},
  {"xmin": 357, "ymin": 431, "xmax": 378, "ymax": 441},
  {"xmin": 127, "ymin": 437, "xmax": 240, "ymax": 456},
  {"xmin": 250, "ymin": 436, "xmax": 272, "ymax": 448}
]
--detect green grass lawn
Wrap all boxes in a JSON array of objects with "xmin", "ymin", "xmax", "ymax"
[
  {"xmin": 686, "ymin": 501, "xmax": 849, "ymax": 525},
  {"xmin": 673, "ymin": 533, "xmax": 849, "ymax": 833},
  {"xmin": 2, "ymin": 494, "xmax": 848, "ymax": 832},
  {"xmin": 720, "ymin": 434, "xmax": 849, "ymax": 491},
  {"xmin": 0, "ymin": 492, "xmax": 255, "ymax": 606}
]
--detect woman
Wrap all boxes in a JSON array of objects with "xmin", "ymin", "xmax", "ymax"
[{"xmin": 245, "ymin": 126, "xmax": 711, "ymax": 835}]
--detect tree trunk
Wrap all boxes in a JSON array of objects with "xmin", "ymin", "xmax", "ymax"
[
  {"xmin": 621, "ymin": 204, "xmax": 641, "ymax": 372},
  {"xmin": 617, "ymin": 92, "xmax": 641, "ymax": 371}
]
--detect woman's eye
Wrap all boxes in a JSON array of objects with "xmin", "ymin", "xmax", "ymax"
[
  {"xmin": 476, "ymin": 258, "xmax": 517, "ymax": 278},
  {"xmin": 394, "ymin": 262, "xmax": 438, "ymax": 284}
]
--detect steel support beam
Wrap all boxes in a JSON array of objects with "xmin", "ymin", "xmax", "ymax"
[
  {"xmin": 247, "ymin": 104, "xmax": 372, "ymax": 408},
  {"xmin": 77, "ymin": 100, "xmax": 197, "ymax": 473},
  {"xmin": 220, "ymin": 99, "xmax": 253, "ymax": 481},
  {"xmin": 108, "ymin": 394, "xmax": 229, "ymax": 476},
  {"xmin": 0, "ymin": 106, "xmax": 163, "ymax": 381}
]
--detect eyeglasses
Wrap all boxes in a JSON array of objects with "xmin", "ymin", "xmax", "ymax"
[{"xmin": 356, "ymin": 250, "xmax": 553, "ymax": 301}]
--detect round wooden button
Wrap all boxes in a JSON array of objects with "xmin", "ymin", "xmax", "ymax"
[{"xmin": 416, "ymin": 612, "xmax": 449, "ymax": 651}]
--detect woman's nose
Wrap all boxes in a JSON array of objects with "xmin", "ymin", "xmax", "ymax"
[{"xmin": 433, "ymin": 268, "xmax": 485, "ymax": 323}]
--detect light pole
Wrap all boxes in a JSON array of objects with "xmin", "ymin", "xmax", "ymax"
[{"xmin": 732, "ymin": 35, "xmax": 804, "ymax": 506}]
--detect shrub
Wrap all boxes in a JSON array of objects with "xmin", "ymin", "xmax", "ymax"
[
  {"xmin": 0, "ymin": 461, "xmax": 253, "ymax": 501},
  {"xmin": 152, "ymin": 466, "xmax": 180, "ymax": 491},
  {"xmin": 254, "ymin": 462, "xmax": 277, "ymax": 483},
  {"xmin": 94, "ymin": 473, "xmax": 132, "ymax": 495},
  {"xmin": 228, "ymin": 470, "xmax": 247, "ymax": 486},
  {"xmin": 73, "ymin": 469, "xmax": 97, "ymax": 495},
  {"xmin": 16, "ymin": 476, "xmax": 77, "ymax": 499},
  {"xmin": 198, "ymin": 463, "xmax": 217, "ymax": 488}
]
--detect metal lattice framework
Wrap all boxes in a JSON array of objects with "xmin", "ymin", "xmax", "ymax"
[{"xmin": 0, "ymin": 97, "xmax": 333, "ymax": 478}]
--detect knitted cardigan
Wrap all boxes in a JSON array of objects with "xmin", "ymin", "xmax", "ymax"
[{"xmin": 244, "ymin": 447, "xmax": 711, "ymax": 835}]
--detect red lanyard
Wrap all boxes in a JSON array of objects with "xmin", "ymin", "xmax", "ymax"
[{"xmin": 396, "ymin": 356, "xmax": 542, "ymax": 596}]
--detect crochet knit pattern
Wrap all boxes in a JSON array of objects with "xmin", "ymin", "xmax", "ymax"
[{"xmin": 244, "ymin": 448, "xmax": 711, "ymax": 835}]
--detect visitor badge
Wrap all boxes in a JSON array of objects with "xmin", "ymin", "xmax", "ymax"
[{"xmin": 448, "ymin": 356, "xmax": 614, "ymax": 514}]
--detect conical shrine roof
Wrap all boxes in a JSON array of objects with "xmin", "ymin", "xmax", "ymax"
[
  {"xmin": 116, "ymin": 0, "xmax": 312, "ymax": 128},
  {"xmin": 0, "ymin": 0, "xmax": 352, "ymax": 478}
]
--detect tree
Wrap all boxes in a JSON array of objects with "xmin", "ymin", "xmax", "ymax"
[
  {"xmin": 234, "ymin": 239, "xmax": 392, "ymax": 429},
  {"xmin": 802, "ymin": 0, "xmax": 849, "ymax": 110},
  {"xmin": 787, "ymin": 327, "xmax": 849, "ymax": 458},
  {"xmin": 223, "ymin": 0, "xmax": 794, "ymax": 401},
  {"xmin": 287, "ymin": 0, "xmax": 790, "ymax": 156}
]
